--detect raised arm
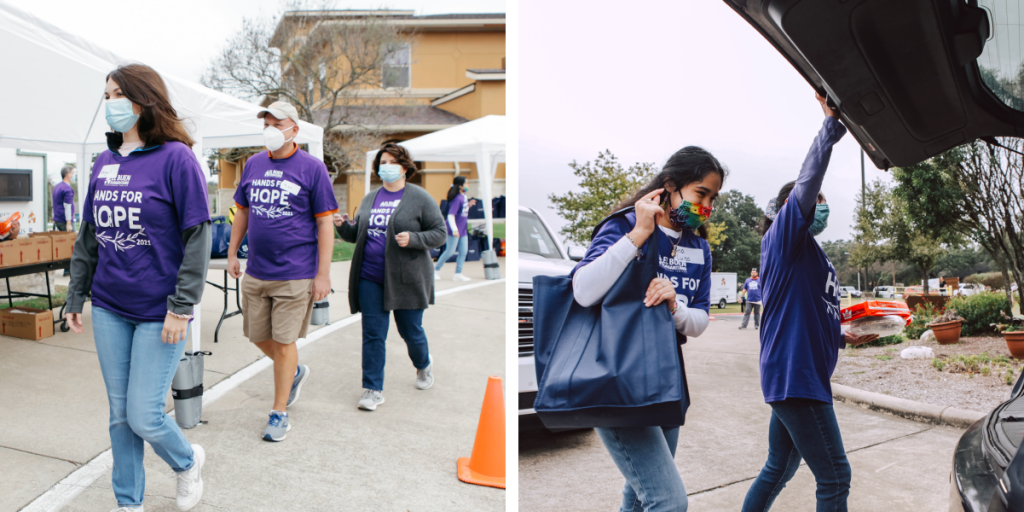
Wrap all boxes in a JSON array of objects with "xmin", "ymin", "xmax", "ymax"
[{"xmin": 791, "ymin": 95, "xmax": 847, "ymax": 219}]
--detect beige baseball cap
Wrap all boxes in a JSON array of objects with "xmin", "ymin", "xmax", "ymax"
[{"xmin": 257, "ymin": 101, "xmax": 300, "ymax": 124}]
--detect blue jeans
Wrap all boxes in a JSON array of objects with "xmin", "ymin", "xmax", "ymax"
[
  {"xmin": 92, "ymin": 306, "xmax": 195, "ymax": 507},
  {"xmin": 358, "ymin": 279, "xmax": 430, "ymax": 391},
  {"xmin": 742, "ymin": 398, "xmax": 852, "ymax": 512},
  {"xmin": 595, "ymin": 426, "xmax": 688, "ymax": 512},
  {"xmin": 434, "ymin": 234, "xmax": 468, "ymax": 274}
]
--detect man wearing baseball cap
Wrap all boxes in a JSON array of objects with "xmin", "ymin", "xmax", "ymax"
[{"xmin": 227, "ymin": 101, "xmax": 339, "ymax": 442}]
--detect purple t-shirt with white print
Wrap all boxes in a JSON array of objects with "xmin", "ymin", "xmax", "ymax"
[
  {"xmin": 360, "ymin": 188, "xmax": 404, "ymax": 284},
  {"xmin": 84, "ymin": 141, "xmax": 211, "ymax": 323},
  {"xmin": 234, "ymin": 149, "xmax": 339, "ymax": 281},
  {"xmin": 446, "ymin": 193, "xmax": 468, "ymax": 237},
  {"xmin": 53, "ymin": 181, "xmax": 74, "ymax": 224}
]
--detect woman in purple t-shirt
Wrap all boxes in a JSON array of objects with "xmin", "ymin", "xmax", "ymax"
[
  {"xmin": 742, "ymin": 95, "xmax": 877, "ymax": 512},
  {"xmin": 65, "ymin": 64, "xmax": 212, "ymax": 512},
  {"xmin": 335, "ymin": 143, "xmax": 446, "ymax": 411},
  {"xmin": 433, "ymin": 176, "xmax": 477, "ymax": 282}
]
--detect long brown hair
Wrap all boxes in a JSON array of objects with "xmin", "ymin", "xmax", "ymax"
[
  {"xmin": 106, "ymin": 64, "xmax": 194, "ymax": 147},
  {"xmin": 613, "ymin": 146, "xmax": 727, "ymax": 240},
  {"xmin": 373, "ymin": 142, "xmax": 417, "ymax": 179}
]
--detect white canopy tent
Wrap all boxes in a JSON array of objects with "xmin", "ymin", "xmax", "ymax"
[
  {"xmin": 0, "ymin": 0, "xmax": 325, "ymax": 348},
  {"xmin": 364, "ymin": 115, "xmax": 505, "ymax": 250}
]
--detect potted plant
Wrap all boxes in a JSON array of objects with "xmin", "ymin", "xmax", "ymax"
[
  {"xmin": 1003, "ymin": 324, "xmax": 1024, "ymax": 359},
  {"xmin": 928, "ymin": 309, "xmax": 964, "ymax": 345}
]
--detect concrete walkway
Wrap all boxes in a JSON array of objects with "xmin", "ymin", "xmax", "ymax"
[
  {"xmin": 519, "ymin": 315, "xmax": 963, "ymax": 511},
  {"xmin": 2, "ymin": 259, "xmax": 504, "ymax": 511}
]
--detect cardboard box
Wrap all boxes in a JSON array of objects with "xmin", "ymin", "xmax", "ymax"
[
  {"xmin": 31, "ymin": 236, "xmax": 52, "ymax": 263},
  {"xmin": 30, "ymin": 231, "xmax": 75, "ymax": 261},
  {"xmin": 0, "ymin": 237, "xmax": 38, "ymax": 267},
  {"xmin": 0, "ymin": 307, "xmax": 54, "ymax": 340},
  {"xmin": 50, "ymin": 232, "xmax": 75, "ymax": 261}
]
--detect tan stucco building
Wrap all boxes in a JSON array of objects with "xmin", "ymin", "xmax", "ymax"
[{"xmin": 214, "ymin": 10, "xmax": 505, "ymax": 218}]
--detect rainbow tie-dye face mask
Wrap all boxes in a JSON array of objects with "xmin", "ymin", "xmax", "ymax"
[{"xmin": 669, "ymin": 200, "xmax": 713, "ymax": 230}]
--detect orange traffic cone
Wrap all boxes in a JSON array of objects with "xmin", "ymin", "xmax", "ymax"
[{"xmin": 457, "ymin": 375, "xmax": 506, "ymax": 489}]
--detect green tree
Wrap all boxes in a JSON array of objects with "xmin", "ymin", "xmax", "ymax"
[
  {"xmin": 852, "ymin": 179, "xmax": 961, "ymax": 294},
  {"xmin": 548, "ymin": 150, "xmax": 656, "ymax": 245},
  {"xmin": 892, "ymin": 145, "xmax": 1024, "ymax": 305},
  {"xmin": 708, "ymin": 190, "xmax": 763, "ymax": 272}
]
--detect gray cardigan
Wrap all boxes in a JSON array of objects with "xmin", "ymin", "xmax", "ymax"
[{"xmin": 338, "ymin": 184, "xmax": 447, "ymax": 313}]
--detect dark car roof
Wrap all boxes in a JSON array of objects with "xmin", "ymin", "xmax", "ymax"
[{"xmin": 724, "ymin": 0, "xmax": 1024, "ymax": 169}]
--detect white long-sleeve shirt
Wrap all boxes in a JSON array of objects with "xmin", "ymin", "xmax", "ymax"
[{"xmin": 572, "ymin": 225, "xmax": 710, "ymax": 338}]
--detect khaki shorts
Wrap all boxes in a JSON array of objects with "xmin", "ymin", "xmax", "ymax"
[{"xmin": 241, "ymin": 274, "xmax": 315, "ymax": 344}]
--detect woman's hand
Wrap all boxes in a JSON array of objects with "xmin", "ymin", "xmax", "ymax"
[
  {"xmin": 644, "ymin": 277, "xmax": 676, "ymax": 308},
  {"xmin": 816, "ymin": 92, "xmax": 840, "ymax": 120},
  {"xmin": 628, "ymin": 188, "xmax": 665, "ymax": 247},
  {"xmin": 65, "ymin": 313, "xmax": 83, "ymax": 334},
  {"xmin": 161, "ymin": 312, "xmax": 189, "ymax": 344},
  {"xmin": 9, "ymin": 219, "xmax": 20, "ymax": 238},
  {"xmin": 844, "ymin": 331, "xmax": 879, "ymax": 347},
  {"xmin": 396, "ymin": 232, "xmax": 411, "ymax": 247},
  {"xmin": 333, "ymin": 213, "xmax": 350, "ymax": 227},
  {"xmin": 469, "ymin": 199, "xmax": 478, "ymax": 207}
]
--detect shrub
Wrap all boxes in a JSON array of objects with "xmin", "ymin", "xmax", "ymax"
[
  {"xmin": 946, "ymin": 292, "xmax": 1012, "ymax": 336},
  {"xmin": 904, "ymin": 302, "xmax": 941, "ymax": 340}
]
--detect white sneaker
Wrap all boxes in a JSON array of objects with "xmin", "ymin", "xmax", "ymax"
[
  {"xmin": 452, "ymin": 273, "xmax": 471, "ymax": 282},
  {"xmin": 434, "ymin": 271, "xmax": 441, "ymax": 281},
  {"xmin": 176, "ymin": 444, "xmax": 205, "ymax": 511},
  {"xmin": 416, "ymin": 355, "xmax": 434, "ymax": 390},
  {"xmin": 111, "ymin": 507, "xmax": 144, "ymax": 512},
  {"xmin": 358, "ymin": 389, "xmax": 385, "ymax": 411}
]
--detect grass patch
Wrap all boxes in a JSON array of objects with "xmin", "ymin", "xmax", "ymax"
[
  {"xmin": 875, "ymin": 355, "xmax": 893, "ymax": 361},
  {"xmin": 333, "ymin": 241, "xmax": 355, "ymax": 262},
  {"xmin": 931, "ymin": 352, "xmax": 1020, "ymax": 385},
  {"xmin": 0, "ymin": 286, "xmax": 67, "ymax": 311}
]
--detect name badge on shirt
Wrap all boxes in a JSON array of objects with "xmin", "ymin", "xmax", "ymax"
[
  {"xmin": 279, "ymin": 180, "xmax": 301, "ymax": 195},
  {"xmin": 97, "ymin": 164, "xmax": 120, "ymax": 179},
  {"xmin": 674, "ymin": 246, "xmax": 705, "ymax": 265}
]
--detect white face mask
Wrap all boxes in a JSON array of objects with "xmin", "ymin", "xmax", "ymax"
[{"xmin": 263, "ymin": 124, "xmax": 296, "ymax": 152}]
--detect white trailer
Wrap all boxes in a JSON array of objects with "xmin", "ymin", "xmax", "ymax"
[
  {"xmin": 711, "ymin": 272, "xmax": 738, "ymax": 309},
  {"xmin": 0, "ymin": 149, "xmax": 49, "ymax": 233}
]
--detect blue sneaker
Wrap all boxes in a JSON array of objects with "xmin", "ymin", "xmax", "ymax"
[
  {"xmin": 287, "ymin": 364, "xmax": 310, "ymax": 407},
  {"xmin": 262, "ymin": 411, "xmax": 291, "ymax": 442}
]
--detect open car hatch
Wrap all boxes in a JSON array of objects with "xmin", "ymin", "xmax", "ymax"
[{"xmin": 724, "ymin": 0, "xmax": 1024, "ymax": 169}]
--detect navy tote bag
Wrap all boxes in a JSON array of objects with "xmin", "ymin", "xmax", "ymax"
[{"xmin": 532, "ymin": 210, "xmax": 690, "ymax": 429}]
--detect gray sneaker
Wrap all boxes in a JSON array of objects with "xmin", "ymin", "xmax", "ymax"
[
  {"xmin": 262, "ymin": 411, "xmax": 291, "ymax": 442},
  {"xmin": 416, "ymin": 355, "xmax": 434, "ymax": 390},
  {"xmin": 287, "ymin": 364, "xmax": 310, "ymax": 407},
  {"xmin": 358, "ymin": 389, "xmax": 385, "ymax": 411}
]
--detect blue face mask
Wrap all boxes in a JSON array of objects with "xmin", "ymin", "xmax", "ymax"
[
  {"xmin": 809, "ymin": 204, "xmax": 830, "ymax": 236},
  {"xmin": 378, "ymin": 163, "xmax": 404, "ymax": 183},
  {"xmin": 105, "ymin": 98, "xmax": 139, "ymax": 133}
]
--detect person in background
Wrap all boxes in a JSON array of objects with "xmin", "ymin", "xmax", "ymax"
[
  {"xmin": 227, "ymin": 101, "xmax": 337, "ymax": 442},
  {"xmin": 572, "ymin": 146, "xmax": 726, "ymax": 512},
  {"xmin": 54, "ymin": 165, "xmax": 75, "ymax": 275},
  {"xmin": 433, "ymin": 175, "xmax": 477, "ymax": 282},
  {"xmin": 53, "ymin": 165, "xmax": 75, "ymax": 232},
  {"xmin": 739, "ymin": 268, "xmax": 762, "ymax": 329},
  {"xmin": 335, "ymin": 142, "xmax": 446, "ymax": 411},
  {"xmin": 65, "ymin": 63, "xmax": 212, "ymax": 512},
  {"xmin": 741, "ymin": 94, "xmax": 878, "ymax": 512}
]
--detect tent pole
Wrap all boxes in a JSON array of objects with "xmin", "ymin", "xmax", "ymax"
[{"xmin": 479, "ymin": 150, "xmax": 494, "ymax": 251}]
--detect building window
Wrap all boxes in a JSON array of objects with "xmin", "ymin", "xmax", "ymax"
[{"xmin": 382, "ymin": 43, "xmax": 411, "ymax": 89}]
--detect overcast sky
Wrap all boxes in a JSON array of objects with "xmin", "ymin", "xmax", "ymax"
[
  {"xmin": 5, "ymin": 0, "xmax": 505, "ymax": 182},
  {"xmin": 519, "ymin": 1, "xmax": 896, "ymax": 244}
]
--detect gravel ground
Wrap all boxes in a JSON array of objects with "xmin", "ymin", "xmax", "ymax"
[{"xmin": 832, "ymin": 335, "xmax": 1023, "ymax": 412}]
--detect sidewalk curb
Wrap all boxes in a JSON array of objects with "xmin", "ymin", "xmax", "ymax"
[{"xmin": 831, "ymin": 383, "xmax": 986, "ymax": 429}]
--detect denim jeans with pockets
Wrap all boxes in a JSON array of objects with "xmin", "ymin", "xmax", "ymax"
[
  {"xmin": 595, "ymin": 426, "xmax": 688, "ymax": 512},
  {"xmin": 93, "ymin": 306, "xmax": 195, "ymax": 507}
]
